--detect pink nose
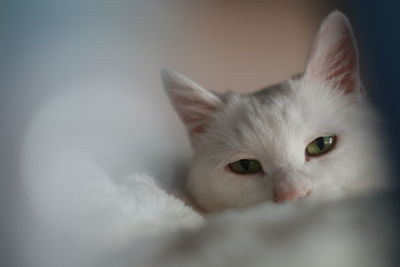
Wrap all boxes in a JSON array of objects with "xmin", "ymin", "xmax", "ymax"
[{"xmin": 273, "ymin": 190, "xmax": 309, "ymax": 203}]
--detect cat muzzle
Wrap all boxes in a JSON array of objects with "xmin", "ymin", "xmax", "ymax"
[{"xmin": 272, "ymin": 173, "xmax": 311, "ymax": 203}]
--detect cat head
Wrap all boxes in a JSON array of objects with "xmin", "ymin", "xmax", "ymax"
[{"xmin": 162, "ymin": 11, "xmax": 387, "ymax": 212}]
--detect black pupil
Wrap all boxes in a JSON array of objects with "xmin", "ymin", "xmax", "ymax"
[
  {"xmin": 315, "ymin": 137, "xmax": 325, "ymax": 150},
  {"xmin": 240, "ymin": 159, "xmax": 250, "ymax": 171}
]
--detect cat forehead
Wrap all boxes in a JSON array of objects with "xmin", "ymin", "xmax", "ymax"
[
  {"xmin": 209, "ymin": 78, "xmax": 352, "ymax": 149},
  {"xmin": 219, "ymin": 78, "xmax": 335, "ymax": 125}
]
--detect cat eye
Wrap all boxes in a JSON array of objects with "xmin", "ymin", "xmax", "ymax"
[
  {"xmin": 306, "ymin": 135, "xmax": 337, "ymax": 157},
  {"xmin": 228, "ymin": 159, "xmax": 263, "ymax": 175}
]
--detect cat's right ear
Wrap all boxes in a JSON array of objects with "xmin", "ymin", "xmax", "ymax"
[
  {"xmin": 303, "ymin": 11, "xmax": 361, "ymax": 94},
  {"xmin": 161, "ymin": 69, "xmax": 221, "ymax": 138}
]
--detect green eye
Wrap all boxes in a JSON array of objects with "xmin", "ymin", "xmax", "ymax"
[
  {"xmin": 228, "ymin": 159, "xmax": 262, "ymax": 175},
  {"xmin": 306, "ymin": 136, "xmax": 337, "ymax": 157}
]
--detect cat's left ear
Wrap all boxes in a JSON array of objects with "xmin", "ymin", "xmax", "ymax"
[
  {"xmin": 161, "ymin": 69, "xmax": 221, "ymax": 139},
  {"xmin": 304, "ymin": 11, "xmax": 362, "ymax": 94}
]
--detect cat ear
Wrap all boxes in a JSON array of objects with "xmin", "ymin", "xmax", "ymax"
[
  {"xmin": 161, "ymin": 69, "xmax": 221, "ymax": 137},
  {"xmin": 304, "ymin": 11, "xmax": 362, "ymax": 94}
]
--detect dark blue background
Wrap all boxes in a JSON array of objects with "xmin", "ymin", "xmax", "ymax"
[{"xmin": 344, "ymin": 1, "xmax": 400, "ymax": 186}]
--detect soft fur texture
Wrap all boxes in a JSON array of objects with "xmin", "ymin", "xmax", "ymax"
[
  {"xmin": 21, "ymin": 88, "xmax": 203, "ymax": 267},
  {"xmin": 162, "ymin": 11, "xmax": 389, "ymax": 212},
  {"xmin": 110, "ymin": 193, "xmax": 398, "ymax": 267}
]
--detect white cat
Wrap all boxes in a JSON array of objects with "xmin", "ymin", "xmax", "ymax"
[{"xmin": 162, "ymin": 11, "xmax": 389, "ymax": 212}]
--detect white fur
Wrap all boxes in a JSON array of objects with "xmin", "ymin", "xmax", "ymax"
[
  {"xmin": 123, "ymin": 193, "xmax": 396, "ymax": 267},
  {"xmin": 21, "ymin": 87, "xmax": 203, "ymax": 267},
  {"xmin": 162, "ymin": 11, "xmax": 390, "ymax": 212}
]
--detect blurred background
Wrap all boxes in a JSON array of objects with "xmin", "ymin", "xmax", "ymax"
[{"xmin": 1, "ymin": 1, "xmax": 399, "ymax": 266}]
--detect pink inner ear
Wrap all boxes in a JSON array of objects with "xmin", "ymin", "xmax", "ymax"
[
  {"xmin": 173, "ymin": 96, "xmax": 218, "ymax": 135},
  {"xmin": 326, "ymin": 37, "xmax": 357, "ymax": 94},
  {"xmin": 305, "ymin": 13, "xmax": 361, "ymax": 94}
]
